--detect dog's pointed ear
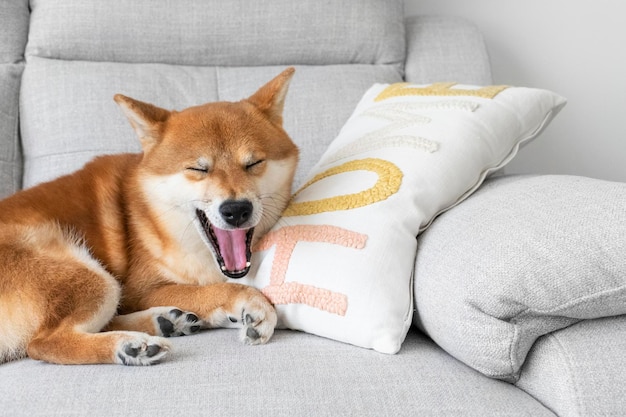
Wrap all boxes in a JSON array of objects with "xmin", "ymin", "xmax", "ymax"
[
  {"xmin": 114, "ymin": 94, "xmax": 171, "ymax": 151},
  {"xmin": 246, "ymin": 67, "xmax": 295, "ymax": 126}
]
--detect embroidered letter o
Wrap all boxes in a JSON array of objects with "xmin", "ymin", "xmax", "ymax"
[{"xmin": 282, "ymin": 158, "xmax": 403, "ymax": 217}]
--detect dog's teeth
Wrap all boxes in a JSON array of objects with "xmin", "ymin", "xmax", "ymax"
[
  {"xmin": 221, "ymin": 266, "xmax": 226, "ymax": 271},
  {"xmin": 246, "ymin": 262, "xmax": 251, "ymax": 267}
]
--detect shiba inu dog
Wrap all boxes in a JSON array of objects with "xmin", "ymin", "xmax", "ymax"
[{"xmin": 0, "ymin": 68, "xmax": 299, "ymax": 366}]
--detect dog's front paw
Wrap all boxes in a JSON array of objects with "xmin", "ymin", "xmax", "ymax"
[
  {"xmin": 154, "ymin": 307, "xmax": 202, "ymax": 338},
  {"xmin": 236, "ymin": 293, "xmax": 277, "ymax": 345}
]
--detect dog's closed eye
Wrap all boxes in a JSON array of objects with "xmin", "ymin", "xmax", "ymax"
[
  {"xmin": 245, "ymin": 160, "xmax": 265, "ymax": 171},
  {"xmin": 187, "ymin": 166, "xmax": 209, "ymax": 173}
]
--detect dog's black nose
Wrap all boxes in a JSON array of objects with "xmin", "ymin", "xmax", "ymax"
[{"xmin": 219, "ymin": 200, "xmax": 253, "ymax": 227}]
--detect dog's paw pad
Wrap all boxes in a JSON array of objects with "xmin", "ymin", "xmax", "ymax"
[
  {"xmin": 155, "ymin": 308, "xmax": 201, "ymax": 337},
  {"xmin": 239, "ymin": 307, "xmax": 277, "ymax": 346},
  {"xmin": 246, "ymin": 326, "xmax": 260, "ymax": 340},
  {"xmin": 116, "ymin": 334, "xmax": 170, "ymax": 366}
]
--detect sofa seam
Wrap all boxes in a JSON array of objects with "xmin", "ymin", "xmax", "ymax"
[
  {"xmin": 22, "ymin": 149, "xmax": 132, "ymax": 160},
  {"xmin": 23, "ymin": 55, "xmax": 405, "ymax": 71},
  {"xmin": 215, "ymin": 66, "xmax": 221, "ymax": 101},
  {"xmin": 551, "ymin": 333, "xmax": 582, "ymax": 416},
  {"xmin": 507, "ymin": 318, "xmax": 523, "ymax": 381},
  {"xmin": 518, "ymin": 332, "xmax": 582, "ymax": 417},
  {"xmin": 511, "ymin": 284, "xmax": 626, "ymax": 319},
  {"xmin": 503, "ymin": 283, "xmax": 626, "ymax": 382},
  {"xmin": 514, "ymin": 380, "xmax": 561, "ymax": 417}
]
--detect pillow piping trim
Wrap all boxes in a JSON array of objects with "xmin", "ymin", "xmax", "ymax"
[{"xmin": 417, "ymin": 101, "xmax": 566, "ymax": 235}]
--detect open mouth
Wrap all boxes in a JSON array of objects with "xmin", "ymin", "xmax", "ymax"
[{"xmin": 196, "ymin": 209, "xmax": 253, "ymax": 279}]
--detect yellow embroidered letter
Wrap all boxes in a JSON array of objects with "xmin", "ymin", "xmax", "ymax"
[
  {"xmin": 374, "ymin": 82, "xmax": 508, "ymax": 102},
  {"xmin": 283, "ymin": 158, "xmax": 402, "ymax": 217}
]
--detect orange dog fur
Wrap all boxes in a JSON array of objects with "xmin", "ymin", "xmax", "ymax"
[{"xmin": 0, "ymin": 68, "xmax": 299, "ymax": 365}]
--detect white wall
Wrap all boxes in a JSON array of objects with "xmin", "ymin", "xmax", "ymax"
[{"xmin": 405, "ymin": 1, "xmax": 626, "ymax": 182}]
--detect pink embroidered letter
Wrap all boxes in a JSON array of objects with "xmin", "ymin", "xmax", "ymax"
[{"xmin": 254, "ymin": 225, "xmax": 367, "ymax": 316}]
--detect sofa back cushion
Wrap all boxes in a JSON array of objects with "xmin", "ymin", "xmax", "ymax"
[
  {"xmin": 27, "ymin": 0, "xmax": 405, "ymax": 67},
  {"xmin": 21, "ymin": 0, "xmax": 405, "ymax": 189}
]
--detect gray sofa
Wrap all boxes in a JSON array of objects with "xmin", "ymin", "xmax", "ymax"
[{"xmin": 2, "ymin": 1, "xmax": 625, "ymax": 416}]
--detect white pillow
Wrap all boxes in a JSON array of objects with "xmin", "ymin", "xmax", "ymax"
[{"xmin": 233, "ymin": 82, "xmax": 566, "ymax": 353}]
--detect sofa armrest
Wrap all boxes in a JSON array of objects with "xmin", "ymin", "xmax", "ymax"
[
  {"xmin": 516, "ymin": 316, "xmax": 626, "ymax": 417},
  {"xmin": 0, "ymin": 0, "xmax": 28, "ymax": 198},
  {"xmin": 405, "ymin": 16, "xmax": 492, "ymax": 85},
  {"xmin": 0, "ymin": 0, "xmax": 29, "ymax": 64}
]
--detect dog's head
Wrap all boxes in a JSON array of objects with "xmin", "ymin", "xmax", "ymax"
[{"xmin": 115, "ymin": 68, "xmax": 299, "ymax": 279}]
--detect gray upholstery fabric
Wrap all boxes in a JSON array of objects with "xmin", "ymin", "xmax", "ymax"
[
  {"xmin": 20, "ymin": 60, "xmax": 403, "ymax": 188},
  {"xmin": 0, "ymin": 65, "xmax": 23, "ymax": 197},
  {"xmin": 20, "ymin": 58, "xmax": 217, "ymax": 187},
  {"xmin": 404, "ymin": 16, "xmax": 493, "ymax": 85},
  {"xmin": 0, "ymin": 0, "xmax": 29, "ymax": 63},
  {"xmin": 414, "ymin": 175, "xmax": 626, "ymax": 381},
  {"xmin": 27, "ymin": 0, "xmax": 405, "ymax": 66},
  {"xmin": 22, "ymin": 0, "xmax": 407, "ymax": 189},
  {"xmin": 517, "ymin": 317, "xmax": 626, "ymax": 417},
  {"xmin": 0, "ymin": 329, "xmax": 555, "ymax": 417},
  {"xmin": 0, "ymin": 0, "xmax": 28, "ymax": 198}
]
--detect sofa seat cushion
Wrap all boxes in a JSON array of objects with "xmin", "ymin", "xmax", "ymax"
[
  {"xmin": 414, "ymin": 175, "xmax": 626, "ymax": 381},
  {"xmin": 0, "ymin": 328, "xmax": 554, "ymax": 417},
  {"xmin": 517, "ymin": 316, "xmax": 626, "ymax": 417}
]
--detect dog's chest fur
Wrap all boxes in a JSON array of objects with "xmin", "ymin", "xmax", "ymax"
[
  {"xmin": 138, "ymin": 206, "xmax": 222, "ymax": 286},
  {"xmin": 131, "ymin": 173, "xmax": 225, "ymax": 286}
]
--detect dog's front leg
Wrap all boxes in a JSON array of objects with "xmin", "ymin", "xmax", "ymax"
[{"xmin": 122, "ymin": 283, "xmax": 277, "ymax": 345}]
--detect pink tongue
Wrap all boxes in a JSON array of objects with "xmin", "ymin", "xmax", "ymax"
[{"xmin": 213, "ymin": 228, "xmax": 248, "ymax": 272}]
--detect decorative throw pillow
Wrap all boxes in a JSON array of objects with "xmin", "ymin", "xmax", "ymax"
[
  {"xmin": 232, "ymin": 82, "xmax": 566, "ymax": 354},
  {"xmin": 414, "ymin": 175, "xmax": 626, "ymax": 380}
]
